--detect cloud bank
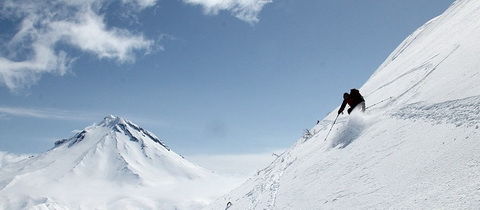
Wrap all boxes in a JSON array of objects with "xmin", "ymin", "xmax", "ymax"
[{"xmin": 0, "ymin": 0, "xmax": 271, "ymax": 91}]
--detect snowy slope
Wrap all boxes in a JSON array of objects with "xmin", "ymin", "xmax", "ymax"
[
  {"xmin": 0, "ymin": 115, "xmax": 236, "ymax": 209},
  {"xmin": 206, "ymin": 0, "xmax": 480, "ymax": 209}
]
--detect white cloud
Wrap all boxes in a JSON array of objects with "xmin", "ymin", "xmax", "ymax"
[
  {"xmin": 52, "ymin": 9, "xmax": 153, "ymax": 62},
  {"xmin": 0, "ymin": 0, "xmax": 153, "ymax": 91},
  {"xmin": 182, "ymin": 0, "xmax": 273, "ymax": 23},
  {"xmin": 0, "ymin": 0, "xmax": 271, "ymax": 91}
]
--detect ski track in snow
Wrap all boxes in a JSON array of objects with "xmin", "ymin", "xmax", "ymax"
[
  {"xmin": 244, "ymin": 150, "xmax": 295, "ymax": 210},
  {"xmin": 392, "ymin": 95, "xmax": 480, "ymax": 127},
  {"xmin": 369, "ymin": 44, "xmax": 460, "ymax": 102}
]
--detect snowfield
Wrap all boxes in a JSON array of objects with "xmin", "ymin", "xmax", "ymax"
[
  {"xmin": 205, "ymin": 0, "xmax": 480, "ymax": 209},
  {"xmin": 0, "ymin": 116, "xmax": 242, "ymax": 209}
]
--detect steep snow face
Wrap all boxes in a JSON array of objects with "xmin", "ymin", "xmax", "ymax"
[
  {"xmin": 362, "ymin": 0, "xmax": 480, "ymax": 106},
  {"xmin": 206, "ymin": 0, "xmax": 480, "ymax": 209},
  {"xmin": 0, "ymin": 116, "xmax": 223, "ymax": 209}
]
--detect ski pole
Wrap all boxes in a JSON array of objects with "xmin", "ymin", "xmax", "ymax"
[
  {"xmin": 366, "ymin": 96, "xmax": 392, "ymax": 110},
  {"xmin": 324, "ymin": 113, "xmax": 339, "ymax": 141}
]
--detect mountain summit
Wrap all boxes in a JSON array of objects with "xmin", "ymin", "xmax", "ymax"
[
  {"xmin": 0, "ymin": 115, "xmax": 216, "ymax": 209},
  {"xmin": 55, "ymin": 115, "xmax": 170, "ymax": 152},
  {"xmin": 46, "ymin": 115, "xmax": 210, "ymax": 183}
]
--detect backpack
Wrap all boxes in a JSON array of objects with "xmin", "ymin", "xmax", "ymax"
[{"xmin": 349, "ymin": 89, "xmax": 364, "ymax": 101}]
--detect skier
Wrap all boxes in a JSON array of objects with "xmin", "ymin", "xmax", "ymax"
[{"xmin": 338, "ymin": 88, "xmax": 365, "ymax": 115}]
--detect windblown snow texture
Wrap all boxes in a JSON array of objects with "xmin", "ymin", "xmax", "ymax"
[{"xmin": 206, "ymin": 0, "xmax": 480, "ymax": 209}]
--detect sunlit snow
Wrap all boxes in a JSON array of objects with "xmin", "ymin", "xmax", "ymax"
[{"xmin": 2, "ymin": 0, "xmax": 480, "ymax": 209}]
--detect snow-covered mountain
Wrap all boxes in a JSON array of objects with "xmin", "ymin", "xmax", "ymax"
[
  {"xmin": 206, "ymin": 0, "xmax": 480, "ymax": 209},
  {"xmin": 0, "ymin": 115, "xmax": 232, "ymax": 209}
]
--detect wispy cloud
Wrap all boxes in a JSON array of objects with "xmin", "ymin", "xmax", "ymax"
[
  {"xmin": 123, "ymin": 0, "xmax": 158, "ymax": 10},
  {"xmin": 0, "ymin": 106, "xmax": 101, "ymax": 122},
  {"xmin": 182, "ymin": 0, "xmax": 273, "ymax": 23},
  {"xmin": 0, "ymin": 107, "xmax": 172, "ymax": 131}
]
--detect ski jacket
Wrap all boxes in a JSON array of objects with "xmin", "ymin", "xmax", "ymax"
[{"xmin": 338, "ymin": 89, "xmax": 365, "ymax": 114}]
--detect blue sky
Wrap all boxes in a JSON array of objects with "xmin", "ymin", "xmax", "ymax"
[{"xmin": 1, "ymin": 0, "xmax": 456, "ymax": 157}]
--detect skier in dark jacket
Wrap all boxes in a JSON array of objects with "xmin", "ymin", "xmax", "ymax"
[{"xmin": 338, "ymin": 89, "xmax": 365, "ymax": 115}]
